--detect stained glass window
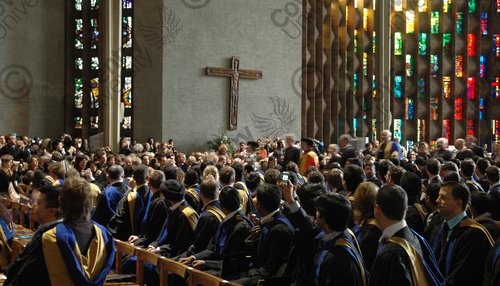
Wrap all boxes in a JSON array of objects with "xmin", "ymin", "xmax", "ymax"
[
  {"xmin": 443, "ymin": 120, "xmax": 451, "ymax": 142},
  {"xmin": 407, "ymin": 11, "xmax": 415, "ymax": 33},
  {"xmin": 443, "ymin": 0, "xmax": 451, "ymax": 13},
  {"xmin": 122, "ymin": 116, "xmax": 132, "ymax": 129},
  {"xmin": 468, "ymin": 120, "xmax": 475, "ymax": 136},
  {"xmin": 91, "ymin": 78, "xmax": 99, "ymax": 108},
  {"xmin": 373, "ymin": 31, "xmax": 376, "ymax": 54},
  {"xmin": 456, "ymin": 55, "xmax": 463, "ymax": 77},
  {"xmin": 364, "ymin": 9, "xmax": 368, "ymax": 31},
  {"xmin": 91, "ymin": 116, "xmax": 99, "ymax": 129},
  {"xmin": 75, "ymin": 19, "xmax": 83, "ymax": 49},
  {"xmin": 373, "ymin": 75, "xmax": 376, "ymax": 98},
  {"xmin": 480, "ymin": 56, "xmax": 486, "ymax": 78},
  {"xmin": 455, "ymin": 98, "xmax": 463, "ymax": 120},
  {"xmin": 406, "ymin": 98, "xmax": 414, "ymax": 120},
  {"xmin": 479, "ymin": 98, "xmax": 485, "ymax": 120},
  {"xmin": 456, "ymin": 12, "xmax": 463, "ymax": 34},
  {"xmin": 353, "ymin": 118, "xmax": 358, "ymax": 137},
  {"xmin": 419, "ymin": 33, "xmax": 427, "ymax": 55},
  {"xmin": 419, "ymin": 0, "xmax": 427, "ymax": 12},
  {"xmin": 123, "ymin": 0, "xmax": 132, "ymax": 9},
  {"xmin": 91, "ymin": 0, "xmax": 99, "ymax": 10},
  {"xmin": 75, "ymin": 117, "xmax": 83, "ymax": 129},
  {"xmin": 354, "ymin": 74, "xmax": 358, "ymax": 96},
  {"xmin": 431, "ymin": 55, "xmax": 439, "ymax": 77},
  {"xmin": 395, "ymin": 0, "xmax": 402, "ymax": 11},
  {"xmin": 354, "ymin": 30, "xmax": 358, "ymax": 53},
  {"xmin": 372, "ymin": 119, "xmax": 377, "ymax": 141},
  {"xmin": 123, "ymin": 56, "xmax": 132, "ymax": 69},
  {"xmin": 431, "ymin": 98, "xmax": 439, "ymax": 120},
  {"xmin": 418, "ymin": 119, "xmax": 426, "ymax": 143},
  {"xmin": 431, "ymin": 12, "xmax": 439, "ymax": 34},
  {"xmin": 493, "ymin": 120, "xmax": 500, "ymax": 142},
  {"xmin": 75, "ymin": 78, "xmax": 83, "ymax": 108},
  {"xmin": 91, "ymin": 57, "xmax": 99, "ymax": 70},
  {"xmin": 395, "ymin": 75, "xmax": 403, "ymax": 98},
  {"xmin": 75, "ymin": 0, "xmax": 82, "ymax": 11},
  {"xmin": 468, "ymin": 77, "xmax": 475, "ymax": 99},
  {"xmin": 395, "ymin": 32, "xmax": 402, "ymax": 55},
  {"xmin": 363, "ymin": 100, "xmax": 367, "ymax": 119},
  {"xmin": 468, "ymin": 34, "xmax": 475, "ymax": 56},
  {"xmin": 493, "ymin": 77, "xmax": 500, "ymax": 99},
  {"xmin": 75, "ymin": 58, "xmax": 83, "ymax": 70},
  {"xmin": 443, "ymin": 34, "xmax": 451, "ymax": 55},
  {"xmin": 91, "ymin": 18, "xmax": 99, "ymax": 49},
  {"xmin": 406, "ymin": 55, "xmax": 413, "ymax": 77},
  {"xmin": 481, "ymin": 13, "xmax": 488, "ymax": 35},
  {"xmin": 494, "ymin": 34, "xmax": 500, "ymax": 57},
  {"xmin": 497, "ymin": 0, "xmax": 500, "ymax": 13},
  {"xmin": 394, "ymin": 119, "xmax": 402, "ymax": 140},
  {"xmin": 123, "ymin": 16, "xmax": 132, "ymax": 48},
  {"xmin": 123, "ymin": 77, "xmax": 132, "ymax": 108},
  {"xmin": 418, "ymin": 77, "xmax": 426, "ymax": 98},
  {"xmin": 443, "ymin": 76, "xmax": 451, "ymax": 98},
  {"xmin": 363, "ymin": 53, "xmax": 368, "ymax": 75},
  {"xmin": 469, "ymin": 0, "xmax": 476, "ymax": 13}
]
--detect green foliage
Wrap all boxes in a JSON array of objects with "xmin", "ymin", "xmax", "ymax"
[{"xmin": 206, "ymin": 130, "xmax": 236, "ymax": 153}]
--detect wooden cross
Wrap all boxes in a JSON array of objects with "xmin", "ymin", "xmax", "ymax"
[{"xmin": 206, "ymin": 56, "xmax": 262, "ymax": 130}]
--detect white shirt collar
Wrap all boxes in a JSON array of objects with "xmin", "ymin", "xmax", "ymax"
[
  {"xmin": 322, "ymin": 231, "xmax": 342, "ymax": 243},
  {"xmin": 490, "ymin": 182, "xmax": 500, "ymax": 189},
  {"xmin": 428, "ymin": 175, "xmax": 438, "ymax": 185},
  {"xmin": 260, "ymin": 208, "xmax": 280, "ymax": 224},
  {"xmin": 381, "ymin": 220, "xmax": 407, "ymax": 239},
  {"xmin": 136, "ymin": 183, "xmax": 148, "ymax": 189},
  {"xmin": 223, "ymin": 207, "xmax": 242, "ymax": 222},
  {"xmin": 170, "ymin": 199, "xmax": 185, "ymax": 211},
  {"xmin": 110, "ymin": 180, "xmax": 123, "ymax": 186}
]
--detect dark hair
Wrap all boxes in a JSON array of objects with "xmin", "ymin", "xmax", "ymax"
[
  {"xmin": 200, "ymin": 178, "xmax": 218, "ymax": 200},
  {"xmin": 244, "ymin": 161, "xmax": 256, "ymax": 173},
  {"xmin": 184, "ymin": 170, "xmax": 199, "ymax": 186},
  {"xmin": 264, "ymin": 168, "xmax": 280, "ymax": 185},
  {"xmin": 441, "ymin": 162, "xmax": 459, "ymax": 174},
  {"xmin": 133, "ymin": 164, "xmax": 149, "ymax": 185},
  {"xmin": 307, "ymin": 171, "xmax": 325, "ymax": 184},
  {"xmin": 108, "ymin": 164, "xmax": 124, "ymax": 180},
  {"xmin": 149, "ymin": 170, "xmax": 165, "ymax": 190},
  {"xmin": 470, "ymin": 192, "xmax": 493, "ymax": 216},
  {"xmin": 461, "ymin": 159, "xmax": 475, "ymax": 178},
  {"xmin": 297, "ymin": 183, "xmax": 327, "ymax": 216},
  {"xmin": 343, "ymin": 165, "xmax": 365, "ymax": 193},
  {"xmin": 39, "ymin": 185, "xmax": 63, "ymax": 218},
  {"xmin": 200, "ymin": 161, "xmax": 214, "ymax": 174},
  {"xmin": 256, "ymin": 184, "xmax": 281, "ymax": 213},
  {"xmin": 232, "ymin": 163, "xmax": 245, "ymax": 182},
  {"xmin": 315, "ymin": 193, "xmax": 351, "ymax": 231},
  {"xmin": 426, "ymin": 158, "xmax": 441, "ymax": 175},
  {"xmin": 476, "ymin": 158, "xmax": 491, "ymax": 175},
  {"xmin": 286, "ymin": 162, "xmax": 300, "ymax": 174},
  {"xmin": 376, "ymin": 184, "xmax": 408, "ymax": 221},
  {"xmin": 164, "ymin": 166, "xmax": 178, "ymax": 180},
  {"xmin": 219, "ymin": 186, "xmax": 241, "ymax": 212},
  {"xmin": 388, "ymin": 157, "xmax": 400, "ymax": 166},
  {"xmin": 441, "ymin": 181, "xmax": 470, "ymax": 211},
  {"xmin": 246, "ymin": 172, "xmax": 262, "ymax": 190},
  {"xmin": 378, "ymin": 160, "xmax": 395, "ymax": 183},
  {"xmin": 219, "ymin": 166, "xmax": 236, "ymax": 185},
  {"xmin": 305, "ymin": 166, "xmax": 319, "ymax": 176},
  {"xmin": 486, "ymin": 166, "xmax": 500, "ymax": 183},
  {"xmin": 426, "ymin": 183, "xmax": 441, "ymax": 206},
  {"xmin": 443, "ymin": 171, "xmax": 461, "ymax": 182},
  {"xmin": 348, "ymin": 158, "xmax": 363, "ymax": 168},
  {"xmin": 387, "ymin": 166, "xmax": 406, "ymax": 185}
]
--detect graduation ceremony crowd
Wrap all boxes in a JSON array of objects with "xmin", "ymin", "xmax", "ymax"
[{"xmin": 1, "ymin": 130, "xmax": 500, "ymax": 285}]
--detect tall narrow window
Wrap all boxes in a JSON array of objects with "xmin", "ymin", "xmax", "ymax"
[{"xmin": 121, "ymin": 0, "xmax": 134, "ymax": 139}]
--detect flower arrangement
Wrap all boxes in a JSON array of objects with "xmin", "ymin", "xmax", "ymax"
[{"xmin": 207, "ymin": 130, "xmax": 236, "ymax": 153}]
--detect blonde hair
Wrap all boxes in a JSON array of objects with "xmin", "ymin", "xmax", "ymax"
[
  {"xmin": 203, "ymin": 165, "xmax": 219, "ymax": 182},
  {"xmin": 352, "ymin": 182, "xmax": 379, "ymax": 224}
]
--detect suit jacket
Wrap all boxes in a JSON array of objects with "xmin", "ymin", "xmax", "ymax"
[
  {"xmin": 340, "ymin": 145, "xmax": 357, "ymax": 167},
  {"xmin": 283, "ymin": 146, "xmax": 300, "ymax": 168},
  {"xmin": 91, "ymin": 182, "xmax": 129, "ymax": 227},
  {"xmin": 0, "ymin": 145, "xmax": 29, "ymax": 162}
]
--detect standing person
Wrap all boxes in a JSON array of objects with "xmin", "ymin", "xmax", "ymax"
[
  {"xmin": 298, "ymin": 137, "xmax": 319, "ymax": 176},
  {"xmin": 368, "ymin": 184, "xmax": 444, "ymax": 286},
  {"xmin": 432, "ymin": 138, "xmax": 453, "ymax": 162},
  {"xmin": 283, "ymin": 134, "xmax": 300, "ymax": 168},
  {"xmin": 375, "ymin": 130, "xmax": 402, "ymax": 160},
  {"xmin": 339, "ymin": 134, "xmax": 357, "ymax": 168}
]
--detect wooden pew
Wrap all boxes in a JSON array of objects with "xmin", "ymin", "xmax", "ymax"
[
  {"xmin": 19, "ymin": 204, "xmax": 30, "ymax": 228},
  {"xmin": 10, "ymin": 239, "xmax": 23, "ymax": 263},
  {"xmin": 187, "ymin": 267, "xmax": 223, "ymax": 286},
  {"xmin": 136, "ymin": 248, "xmax": 160, "ymax": 286},
  {"xmin": 159, "ymin": 256, "xmax": 189, "ymax": 286},
  {"xmin": 104, "ymin": 239, "xmax": 139, "ymax": 286},
  {"xmin": 10, "ymin": 202, "xmax": 20, "ymax": 224}
]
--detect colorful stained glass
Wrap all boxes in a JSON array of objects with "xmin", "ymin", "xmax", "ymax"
[
  {"xmin": 394, "ymin": 119, "xmax": 402, "ymax": 140},
  {"xmin": 372, "ymin": 119, "xmax": 377, "ymax": 141},
  {"xmin": 431, "ymin": 98, "xmax": 439, "ymax": 120},
  {"xmin": 418, "ymin": 77, "xmax": 426, "ymax": 98},
  {"xmin": 75, "ymin": 19, "xmax": 83, "ymax": 49},
  {"xmin": 479, "ymin": 98, "xmax": 485, "ymax": 120},
  {"xmin": 75, "ymin": 78, "xmax": 83, "ymax": 108},
  {"xmin": 395, "ymin": 32, "xmax": 402, "ymax": 55},
  {"xmin": 493, "ymin": 120, "xmax": 500, "ymax": 141},
  {"xmin": 364, "ymin": 9, "xmax": 368, "ymax": 31},
  {"xmin": 494, "ymin": 34, "xmax": 500, "ymax": 57},
  {"xmin": 443, "ymin": 33, "xmax": 451, "ymax": 55},
  {"xmin": 123, "ymin": 56, "xmax": 132, "ymax": 69},
  {"xmin": 456, "ymin": 55, "xmax": 463, "ymax": 77},
  {"xmin": 456, "ymin": 12, "xmax": 463, "ymax": 34},
  {"xmin": 431, "ymin": 12, "xmax": 439, "ymax": 34},
  {"xmin": 373, "ymin": 75, "xmax": 376, "ymax": 98},
  {"xmin": 443, "ymin": 0, "xmax": 451, "ymax": 13},
  {"xmin": 395, "ymin": 75, "xmax": 403, "ymax": 98},
  {"xmin": 354, "ymin": 30, "xmax": 358, "ymax": 53},
  {"xmin": 480, "ymin": 56, "xmax": 486, "ymax": 78},
  {"xmin": 407, "ymin": 11, "xmax": 415, "ymax": 33},
  {"xmin": 419, "ymin": 33, "xmax": 427, "ymax": 55},
  {"xmin": 75, "ymin": 58, "xmax": 83, "ymax": 70},
  {"xmin": 419, "ymin": 0, "xmax": 427, "ymax": 12},
  {"xmin": 75, "ymin": 0, "xmax": 82, "ymax": 11},
  {"xmin": 468, "ymin": 34, "xmax": 475, "ymax": 56},
  {"xmin": 493, "ymin": 77, "xmax": 500, "ymax": 99},
  {"xmin": 123, "ymin": 16, "xmax": 132, "ymax": 48},
  {"xmin": 406, "ymin": 98, "xmax": 414, "ymax": 120},
  {"xmin": 363, "ymin": 99, "xmax": 367, "ymax": 119},
  {"xmin": 455, "ymin": 98, "xmax": 463, "ymax": 120},
  {"xmin": 91, "ymin": 116, "xmax": 98, "ymax": 129},
  {"xmin": 75, "ymin": 117, "xmax": 82, "ymax": 129},
  {"xmin": 123, "ymin": 0, "xmax": 132, "ymax": 9},
  {"xmin": 395, "ymin": 0, "xmax": 402, "ymax": 11},
  {"xmin": 373, "ymin": 31, "xmax": 376, "ymax": 54},
  {"xmin": 467, "ymin": 77, "xmax": 476, "ymax": 99},
  {"xmin": 363, "ymin": 53, "xmax": 368, "ymax": 75},
  {"xmin": 91, "ymin": 18, "xmax": 99, "ymax": 49},
  {"xmin": 443, "ymin": 77, "xmax": 451, "ymax": 98},
  {"xmin": 122, "ymin": 116, "xmax": 132, "ymax": 129},
  {"xmin": 91, "ymin": 57, "xmax": 99, "ymax": 70},
  {"xmin": 353, "ymin": 118, "xmax": 358, "ymax": 137},
  {"xmin": 91, "ymin": 78, "xmax": 99, "ymax": 108},
  {"xmin": 497, "ymin": 0, "xmax": 500, "ymax": 13},
  {"xmin": 354, "ymin": 74, "xmax": 358, "ymax": 96},
  {"xmin": 481, "ymin": 13, "xmax": 488, "ymax": 35},
  {"xmin": 123, "ymin": 77, "xmax": 132, "ymax": 108},
  {"xmin": 406, "ymin": 55, "xmax": 413, "ymax": 77},
  {"xmin": 418, "ymin": 119, "xmax": 426, "ymax": 143},
  {"xmin": 469, "ymin": 0, "xmax": 476, "ymax": 13},
  {"xmin": 443, "ymin": 120, "xmax": 451, "ymax": 142},
  {"xmin": 91, "ymin": 0, "xmax": 99, "ymax": 10},
  {"xmin": 468, "ymin": 120, "xmax": 475, "ymax": 136},
  {"xmin": 431, "ymin": 55, "xmax": 439, "ymax": 77}
]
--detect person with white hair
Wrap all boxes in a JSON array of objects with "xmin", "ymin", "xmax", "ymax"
[
  {"xmin": 375, "ymin": 130, "xmax": 402, "ymax": 160},
  {"xmin": 431, "ymin": 137, "xmax": 453, "ymax": 161}
]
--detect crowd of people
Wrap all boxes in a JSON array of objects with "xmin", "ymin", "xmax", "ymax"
[{"xmin": 0, "ymin": 131, "xmax": 500, "ymax": 285}]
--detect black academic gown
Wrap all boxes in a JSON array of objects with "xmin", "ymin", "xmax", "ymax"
[
  {"xmin": 106, "ymin": 185, "xmax": 151, "ymax": 240},
  {"xmin": 352, "ymin": 220, "xmax": 382, "ymax": 271},
  {"xmin": 133, "ymin": 192, "xmax": 169, "ymax": 248},
  {"xmin": 490, "ymin": 185, "xmax": 500, "ymax": 221},
  {"xmin": 484, "ymin": 237, "xmax": 500, "ymax": 286},
  {"xmin": 477, "ymin": 219, "xmax": 500, "ymax": 241},
  {"xmin": 406, "ymin": 203, "xmax": 425, "ymax": 235},
  {"xmin": 91, "ymin": 182, "xmax": 128, "ymax": 227},
  {"xmin": 340, "ymin": 145, "xmax": 357, "ymax": 168},
  {"xmin": 4, "ymin": 220, "xmax": 61, "ymax": 286},
  {"xmin": 434, "ymin": 217, "xmax": 493, "ymax": 286},
  {"xmin": 193, "ymin": 210, "xmax": 253, "ymax": 277},
  {"xmin": 308, "ymin": 229, "xmax": 365, "ymax": 286},
  {"xmin": 283, "ymin": 146, "xmax": 300, "ymax": 167},
  {"xmin": 423, "ymin": 211, "xmax": 445, "ymax": 248}
]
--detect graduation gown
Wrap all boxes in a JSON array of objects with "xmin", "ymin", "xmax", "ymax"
[
  {"xmin": 298, "ymin": 150, "xmax": 319, "ymax": 176},
  {"xmin": 132, "ymin": 191, "xmax": 169, "ymax": 248},
  {"xmin": 309, "ymin": 229, "xmax": 367, "ymax": 286},
  {"xmin": 234, "ymin": 181, "xmax": 257, "ymax": 215},
  {"xmin": 477, "ymin": 218, "xmax": 500, "ymax": 241},
  {"xmin": 283, "ymin": 146, "xmax": 300, "ymax": 167},
  {"xmin": 194, "ymin": 210, "xmax": 253, "ymax": 277},
  {"xmin": 484, "ymin": 237, "xmax": 500, "ymax": 286},
  {"xmin": 376, "ymin": 140, "xmax": 402, "ymax": 160},
  {"xmin": 91, "ymin": 182, "xmax": 128, "ymax": 227},
  {"xmin": 352, "ymin": 219, "xmax": 382, "ymax": 271},
  {"xmin": 489, "ymin": 185, "xmax": 500, "ymax": 220},
  {"xmin": 434, "ymin": 217, "xmax": 494, "ymax": 286},
  {"xmin": 369, "ymin": 226, "xmax": 445, "ymax": 286},
  {"xmin": 406, "ymin": 203, "xmax": 426, "ymax": 236},
  {"xmin": 186, "ymin": 185, "xmax": 202, "ymax": 214},
  {"xmin": 4, "ymin": 220, "xmax": 61, "ymax": 286},
  {"xmin": 340, "ymin": 145, "xmax": 357, "ymax": 167},
  {"xmin": 184, "ymin": 200, "xmax": 225, "ymax": 257},
  {"xmin": 106, "ymin": 185, "xmax": 151, "ymax": 240},
  {"xmin": 41, "ymin": 222, "xmax": 115, "ymax": 286},
  {"xmin": 0, "ymin": 214, "xmax": 13, "ymax": 269},
  {"xmin": 424, "ymin": 211, "xmax": 445, "ymax": 249}
]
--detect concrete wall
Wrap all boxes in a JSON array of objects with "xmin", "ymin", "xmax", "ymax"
[
  {"xmin": 135, "ymin": 0, "xmax": 302, "ymax": 153},
  {"xmin": 0, "ymin": 0, "xmax": 65, "ymax": 139}
]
